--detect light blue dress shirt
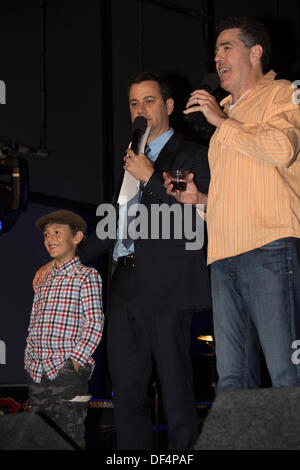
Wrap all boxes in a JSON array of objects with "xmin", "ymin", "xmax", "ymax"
[{"xmin": 113, "ymin": 128, "xmax": 174, "ymax": 261}]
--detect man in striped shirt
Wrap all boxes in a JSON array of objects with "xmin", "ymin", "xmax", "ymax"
[
  {"xmin": 24, "ymin": 210, "xmax": 104, "ymax": 448},
  {"xmin": 167, "ymin": 16, "xmax": 300, "ymax": 392}
]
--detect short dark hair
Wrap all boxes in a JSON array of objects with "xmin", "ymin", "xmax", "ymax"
[
  {"xmin": 216, "ymin": 16, "xmax": 272, "ymax": 73},
  {"xmin": 128, "ymin": 71, "xmax": 172, "ymax": 102}
]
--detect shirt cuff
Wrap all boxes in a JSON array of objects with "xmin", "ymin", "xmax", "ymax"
[{"xmin": 196, "ymin": 205, "xmax": 206, "ymax": 221}]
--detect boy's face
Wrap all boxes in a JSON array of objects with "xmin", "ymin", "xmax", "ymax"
[{"xmin": 43, "ymin": 223, "xmax": 83, "ymax": 267}]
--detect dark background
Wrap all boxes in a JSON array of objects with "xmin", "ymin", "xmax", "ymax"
[{"xmin": 0, "ymin": 0, "xmax": 299, "ymax": 396}]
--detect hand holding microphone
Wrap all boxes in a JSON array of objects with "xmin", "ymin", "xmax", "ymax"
[
  {"xmin": 124, "ymin": 116, "xmax": 154, "ymax": 183},
  {"xmin": 184, "ymin": 73, "xmax": 228, "ymax": 129},
  {"xmin": 124, "ymin": 148, "xmax": 154, "ymax": 183},
  {"xmin": 184, "ymin": 88, "xmax": 227, "ymax": 129},
  {"xmin": 130, "ymin": 116, "xmax": 147, "ymax": 153}
]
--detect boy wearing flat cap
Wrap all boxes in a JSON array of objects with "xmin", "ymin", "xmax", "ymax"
[{"xmin": 24, "ymin": 210, "xmax": 104, "ymax": 449}]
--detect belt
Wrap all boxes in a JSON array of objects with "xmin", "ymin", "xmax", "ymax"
[{"xmin": 116, "ymin": 254, "xmax": 135, "ymax": 268}]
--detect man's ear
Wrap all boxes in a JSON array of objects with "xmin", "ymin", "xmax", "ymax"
[
  {"xmin": 166, "ymin": 98, "xmax": 174, "ymax": 116},
  {"xmin": 250, "ymin": 44, "xmax": 263, "ymax": 65},
  {"xmin": 73, "ymin": 230, "xmax": 84, "ymax": 245}
]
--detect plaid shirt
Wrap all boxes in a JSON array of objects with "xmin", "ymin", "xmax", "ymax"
[{"xmin": 24, "ymin": 256, "xmax": 104, "ymax": 383}]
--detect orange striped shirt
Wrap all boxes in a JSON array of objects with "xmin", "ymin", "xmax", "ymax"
[{"xmin": 207, "ymin": 70, "xmax": 300, "ymax": 265}]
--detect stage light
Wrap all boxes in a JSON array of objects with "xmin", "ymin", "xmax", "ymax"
[
  {"xmin": 197, "ymin": 335, "xmax": 214, "ymax": 343},
  {"xmin": 0, "ymin": 136, "xmax": 48, "ymax": 234},
  {"xmin": 0, "ymin": 156, "xmax": 29, "ymax": 234},
  {"xmin": 197, "ymin": 331, "xmax": 214, "ymax": 349}
]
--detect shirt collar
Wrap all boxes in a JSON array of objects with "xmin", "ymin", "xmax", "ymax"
[
  {"xmin": 220, "ymin": 70, "xmax": 277, "ymax": 108},
  {"xmin": 146, "ymin": 128, "xmax": 174, "ymax": 162},
  {"xmin": 52, "ymin": 256, "xmax": 80, "ymax": 275}
]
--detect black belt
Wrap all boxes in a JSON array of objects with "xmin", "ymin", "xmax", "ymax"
[{"xmin": 116, "ymin": 254, "xmax": 135, "ymax": 268}]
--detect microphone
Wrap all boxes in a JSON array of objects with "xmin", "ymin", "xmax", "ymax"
[
  {"xmin": 200, "ymin": 72, "xmax": 221, "ymax": 94},
  {"xmin": 184, "ymin": 73, "xmax": 220, "ymax": 128},
  {"xmin": 183, "ymin": 73, "xmax": 228, "ymax": 144},
  {"xmin": 131, "ymin": 116, "xmax": 148, "ymax": 154}
]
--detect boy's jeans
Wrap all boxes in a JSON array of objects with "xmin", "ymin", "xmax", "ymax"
[
  {"xmin": 211, "ymin": 237, "xmax": 300, "ymax": 393},
  {"xmin": 27, "ymin": 358, "xmax": 92, "ymax": 449}
]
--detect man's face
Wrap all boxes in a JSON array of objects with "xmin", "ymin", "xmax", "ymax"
[
  {"xmin": 215, "ymin": 28, "xmax": 255, "ymax": 99},
  {"xmin": 129, "ymin": 80, "xmax": 174, "ymax": 142},
  {"xmin": 43, "ymin": 223, "xmax": 82, "ymax": 266}
]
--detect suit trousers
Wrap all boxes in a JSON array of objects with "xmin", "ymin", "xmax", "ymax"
[{"xmin": 107, "ymin": 263, "xmax": 198, "ymax": 450}]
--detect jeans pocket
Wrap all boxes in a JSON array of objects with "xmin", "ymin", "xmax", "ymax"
[{"xmin": 61, "ymin": 358, "xmax": 80, "ymax": 378}]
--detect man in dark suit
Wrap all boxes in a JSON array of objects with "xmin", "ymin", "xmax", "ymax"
[{"xmin": 33, "ymin": 72, "xmax": 211, "ymax": 450}]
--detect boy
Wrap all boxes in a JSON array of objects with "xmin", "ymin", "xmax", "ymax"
[{"xmin": 24, "ymin": 210, "xmax": 104, "ymax": 449}]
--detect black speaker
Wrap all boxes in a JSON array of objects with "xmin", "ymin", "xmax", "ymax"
[
  {"xmin": 195, "ymin": 386, "xmax": 300, "ymax": 450},
  {"xmin": 0, "ymin": 412, "xmax": 75, "ymax": 450}
]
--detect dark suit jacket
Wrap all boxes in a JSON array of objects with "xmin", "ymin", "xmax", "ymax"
[{"xmin": 79, "ymin": 133, "xmax": 211, "ymax": 313}]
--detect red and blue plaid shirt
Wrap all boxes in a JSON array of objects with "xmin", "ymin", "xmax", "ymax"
[{"xmin": 24, "ymin": 256, "xmax": 104, "ymax": 383}]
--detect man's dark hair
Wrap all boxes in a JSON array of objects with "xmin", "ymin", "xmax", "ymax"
[
  {"xmin": 216, "ymin": 16, "xmax": 272, "ymax": 73},
  {"xmin": 128, "ymin": 71, "xmax": 173, "ymax": 102}
]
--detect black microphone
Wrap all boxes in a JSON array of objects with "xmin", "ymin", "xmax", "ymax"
[
  {"xmin": 184, "ymin": 73, "xmax": 220, "ymax": 128},
  {"xmin": 183, "ymin": 73, "xmax": 228, "ymax": 144},
  {"xmin": 200, "ymin": 73, "xmax": 221, "ymax": 94},
  {"xmin": 131, "ymin": 116, "xmax": 147, "ymax": 153}
]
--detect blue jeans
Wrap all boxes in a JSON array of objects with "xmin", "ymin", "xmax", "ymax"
[{"xmin": 211, "ymin": 237, "xmax": 300, "ymax": 393}]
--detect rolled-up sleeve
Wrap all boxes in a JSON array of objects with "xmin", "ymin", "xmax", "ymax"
[{"xmin": 217, "ymin": 85, "xmax": 300, "ymax": 168}]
